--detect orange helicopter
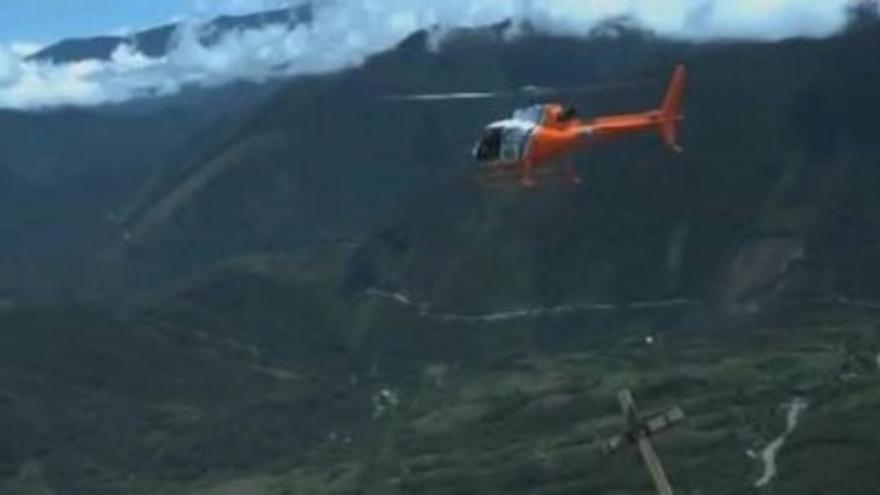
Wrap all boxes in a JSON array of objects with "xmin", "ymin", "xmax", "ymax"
[{"xmin": 390, "ymin": 65, "xmax": 686, "ymax": 188}]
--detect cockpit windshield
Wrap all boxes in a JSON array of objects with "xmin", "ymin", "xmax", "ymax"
[
  {"xmin": 474, "ymin": 121, "xmax": 536, "ymax": 164},
  {"xmin": 474, "ymin": 128, "xmax": 503, "ymax": 162}
]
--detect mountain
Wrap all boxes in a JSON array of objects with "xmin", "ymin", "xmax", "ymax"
[
  {"xmin": 16, "ymin": 16, "xmax": 880, "ymax": 309},
  {"xmin": 94, "ymin": 26, "xmax": 693, "ymax": 297},
  {"xmin": 28, "ymin": 5, "xmax": 313, "ymax": 64},
  {"xmin": 0, "ymin": 81, "xmax": 279, "ymax": 301},
  {"xmin": 102, "ymin": 20, "xmax": 880, "ymax": 313}
]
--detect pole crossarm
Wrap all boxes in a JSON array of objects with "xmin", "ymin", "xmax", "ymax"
[{"xmin": 602, "ymin": 389, "xmax": 685, "ymax": 495}]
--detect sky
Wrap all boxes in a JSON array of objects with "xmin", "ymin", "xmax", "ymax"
[
  {"xmin": 0, "ymin": 0, "xmax": 863, "ymax": 110},
  {"xmin": 0, "ymin": 0, "xmax": 282, "ymax": 46},
  {"xmin": 1, "ymin": 1, "xmax": 185, "ymax": 45}
]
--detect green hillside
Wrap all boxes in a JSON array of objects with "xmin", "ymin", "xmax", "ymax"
[{"xmin": 1, "ymin": 254, "xmax": 879, "ymax": 494}]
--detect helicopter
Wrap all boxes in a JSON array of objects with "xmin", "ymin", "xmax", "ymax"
[{"xmin": 389, "ymin": 65, "xmax": 686, "ymax": 188}]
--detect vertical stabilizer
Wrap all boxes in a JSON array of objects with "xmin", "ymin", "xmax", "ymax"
[{"xmin": 659, "ymin": 64, "xmax": 686, "ymax": 152}]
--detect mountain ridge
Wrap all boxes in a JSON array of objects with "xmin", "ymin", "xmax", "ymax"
[{"xmin": 28, "ymin": 4, "xmax": 313, "ymax": 64}]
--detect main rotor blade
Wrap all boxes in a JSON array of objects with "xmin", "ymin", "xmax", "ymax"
[
  {"xmin": 526, "ymin": 78, "xmax": 661, "ymax": 95},
  {"xmin": 383, "ymin": 77, "xmax": 660, "ymax": 103},
  {"xmin": 383, "ymin": 91, "xmax": 508, "ymax": 102}
]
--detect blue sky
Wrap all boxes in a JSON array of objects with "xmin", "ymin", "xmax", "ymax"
[{"xmin": 0, "ymin": 0, "xmax": 264, "ymax": 45}]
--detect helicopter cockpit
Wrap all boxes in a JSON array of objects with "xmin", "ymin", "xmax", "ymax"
[
  {"xmin": 473, "ymin": 104, "xmax": 579, "ymax": 164},
  {"xmin": 472, "ymin": 105, "xmax": 547, "ymax": 164},
  {"xmin": 472, "ymin": 120, "xmax": 536, "ymax": 164}
]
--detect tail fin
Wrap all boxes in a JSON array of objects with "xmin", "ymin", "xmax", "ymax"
[{"xmin": 659, "ymin": 64, "xmax": 686, "ymax": 152}]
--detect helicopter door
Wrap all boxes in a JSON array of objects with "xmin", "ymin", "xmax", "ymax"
[{"xmin": 498, "ymin": 123, "xmax": 535, "ymax": 163}]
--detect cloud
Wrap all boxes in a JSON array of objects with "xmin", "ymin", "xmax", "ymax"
[
  {"xmin": 8, "ymin": 42, "xmax": 45, "ymax": 58},
  {"xmin": 0, "ymin": 44, "xmax": 161, "ymax": 109},
  {"xmin": 517, "ymin": 0, "xmax": 853, "ymax": 40},
  {"xmin": 0, "ymin": 0, "xmax": 859, "ymax": 110}
]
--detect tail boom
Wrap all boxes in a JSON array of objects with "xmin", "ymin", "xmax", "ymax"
[{"xmin": 585, "ymin": 64, "xmax": 686, "ymax": 152}]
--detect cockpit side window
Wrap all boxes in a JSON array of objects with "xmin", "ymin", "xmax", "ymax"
[{"xmin": 512, "ymin": 105, "xmax": 546, "ymax": 125}]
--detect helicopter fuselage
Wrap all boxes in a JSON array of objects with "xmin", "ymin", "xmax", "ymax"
[
  {"xmin": 471, "ymin": 65, "xmax": 685, "ymax": 188},
  {"xmin": 473, "ymin": 104, "xmax": 589, "ymax": 168}
]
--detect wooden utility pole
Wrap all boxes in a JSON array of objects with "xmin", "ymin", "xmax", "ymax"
[{"xmin": 603, "ymin": 389, "xmax": 685, "ymax": 495}]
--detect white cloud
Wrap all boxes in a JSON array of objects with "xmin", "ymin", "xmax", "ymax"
[
  {"xmin": 0, "ymin": 0, "xmax": 858, "ymax": 110},
  {"xmin": 8, "ymin": 42, "xmax": 45, "ymax": 58}
]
